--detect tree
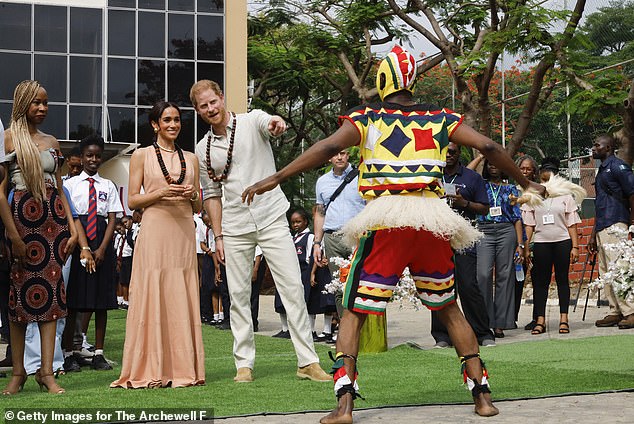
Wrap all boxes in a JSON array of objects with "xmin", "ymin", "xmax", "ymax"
[
  {"xmin": 249, "ymin": 1, "xmax": 588, "ymax": 158},
  {"xmin": 567, "ymin": 0, "xmax": 634, "ymax": 163}
]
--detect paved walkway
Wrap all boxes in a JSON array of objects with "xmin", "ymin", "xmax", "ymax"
[{"xmin": 219, "ymin": 295, "xmax": 634, "ymax": 423}]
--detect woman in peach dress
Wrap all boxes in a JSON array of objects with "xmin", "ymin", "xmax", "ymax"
[{"xmin": 111, "ymin": 101, "xmax": 205, "ymax": 388}]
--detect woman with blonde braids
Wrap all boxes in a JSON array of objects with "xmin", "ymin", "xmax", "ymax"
[{"xmin": 0, "ymin": 80, "xmax": 77, "ymax": 395}]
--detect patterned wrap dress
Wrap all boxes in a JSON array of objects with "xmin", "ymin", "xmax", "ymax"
[{"xmin": 5, "ymin": 149, "xmax": 70, "ymax": 323}]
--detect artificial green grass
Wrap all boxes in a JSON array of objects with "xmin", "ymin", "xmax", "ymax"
[{"xmin": 3, "ymin": 309, "xmax": 634, "ymax": 418}]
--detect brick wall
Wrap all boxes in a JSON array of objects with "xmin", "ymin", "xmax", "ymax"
[{"xmin": 568, "ymin": 217, "xmax": 598, "ymax": 284}]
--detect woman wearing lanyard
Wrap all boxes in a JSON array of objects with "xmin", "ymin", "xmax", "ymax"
[
  {"xmin": 476, "ymin": 160, "xmax": 523, "ymax": 339},
  {"xmin": 521, "ymin": 158, "xmax": 581, "ymax": 335}
]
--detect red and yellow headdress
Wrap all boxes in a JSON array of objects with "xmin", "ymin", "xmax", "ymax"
[{"xmin": 376, "ymin": 45, "xmax": 417, "ymax": 101}]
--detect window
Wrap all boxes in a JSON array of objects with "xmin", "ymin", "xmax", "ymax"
[
  {"xmin": 139, "ymin": 12, "xmax": 165, "ymax": 58},
  {"xmin": 70, "ymin": 106, "xmax": 102, "ymax": 140},
  {"xmin": 138, "ymin": 60, "xmax": 166, "ymax": 106},
  {"xmin": 39, "ymin": 105, "xmax": 67, "ymax": 141},
  {"xmin": 139, "ymin": 1, "xmax": 165, "ymax": 10},
  {"xmin": 169, "ymin": 0, "xmax": 194, "ymax": 12},
  {"xmin": 109, "ymin": 9, "xmax": 135, "ymax": 56},
  {"xmin": 168, "ymin": 61, "xmax": 194, "ymax": 107},
  {"xmin": 70, "ymin": 57, "xmax": 102, "ymax": 104},
  {"xmin": 197, "ymin": 15, "xmax": 223, "ymax": 61},
  {"xmin": 168, "ymin": 13, "xmax": 194, "ymax": 59},
  {"xmin": 198, "ymin": 0, "xmax": 224, "ymax": 13},
  {"xmin": 0, "ymin": 53, "xmax": 31, "ymax": 100},
  {"xmin": 35, "ymin": 55, "xmax": 67, "ymax": 103},
  {"xmin": 197, "ymin": 62, "xmax": 223, "ymax": 88},
  {"xmin": 0, "ymin": 3, "xmax": 31, "ymax": 50},
  {"xmin": 71, "ymin": 8, "xmax": 102, "ymax": 55},
  {"xmin": 34, "ymin": 5, "xmax": 67, "ymax": 53},
  {"xmin": 137, "ymin": 108, "xmax": 154, "ymax": 147},
  {"xmin": 108, "ymin": 59, "xmax": 136, "ymax": 105},
  {"xmin": 178, "ymin": 109, "xmax": 195, "ymax": 151},
  {"xmin": 107, "ymin": 107, "xmax": 136, "ymax": 142}
]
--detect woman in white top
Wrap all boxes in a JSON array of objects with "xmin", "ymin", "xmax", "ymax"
[{"xmin": 521, "ymin": 158, "xmax": 581, "ymax": 335}]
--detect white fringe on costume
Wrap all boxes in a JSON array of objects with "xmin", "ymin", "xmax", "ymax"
[
  {"xmin": 340, "ymin": 195, "xmax": 483, "ymax": 252},
  {"xmin": 520, "ymin": 174, "xmax": 586, "ymax": 206}
]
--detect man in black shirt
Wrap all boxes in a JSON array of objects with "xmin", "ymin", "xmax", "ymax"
[
  {"xmin": 431, "ymin": 143, "xmax": 494, "ymax": 347},
  {"xmin": 589, "ymin": 134, "xmax": 634, "ymax": 329}
]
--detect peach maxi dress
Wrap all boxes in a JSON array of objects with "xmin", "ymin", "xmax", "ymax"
[{"xmin": 111, "ymin": 146, "xmax": 205, "ymax": 388}]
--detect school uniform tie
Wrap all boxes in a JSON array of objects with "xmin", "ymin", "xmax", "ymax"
[{"xmin": 86, "ymin": 177, "xmax": 97, "ymax": 240}]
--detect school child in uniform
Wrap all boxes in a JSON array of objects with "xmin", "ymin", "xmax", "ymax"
[
  {"xmin": 61, "ymin": 135, "xmax": 123, "ymax": 370},
  {"xmin": 273, "ymin": 208, "xmax": 323, "ymax": 338}
]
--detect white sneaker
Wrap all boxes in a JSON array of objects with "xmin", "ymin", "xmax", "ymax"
[{"xmin": 75, "ymin": 347, "xmax": 95, "ymax": 358}]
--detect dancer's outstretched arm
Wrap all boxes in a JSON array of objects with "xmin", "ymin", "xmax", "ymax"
[{"xmin": 242, "ymin": 120, "xmax": 360, "ymax": 204}]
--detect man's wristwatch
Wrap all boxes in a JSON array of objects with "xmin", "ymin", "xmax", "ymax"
[
  {"xmin": 313, "ymin": 240, "xmax": 322, "ymax": 246},
  {"xmin": 518, "ymin": 244, "xmax": 525, "ymax": 249}
]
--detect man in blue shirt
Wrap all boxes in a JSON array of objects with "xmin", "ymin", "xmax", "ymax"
[
  {"xmin": 313, "ymin": 150, "xmax": 365, "ymax": 322},
  {"xmin": 589, "ymin": 134, "xmax": 634, "ymax": 329},
  {"xmin": 431, "ymin": 142, "xmax": 494, "ymax": 347}
]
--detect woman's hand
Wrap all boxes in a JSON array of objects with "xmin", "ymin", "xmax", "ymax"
[
  {"xmin": 93, "ymin": 246, "xmax": 106, "ymax": 266},
  {"xmin": 10, "ymin": 236, "xmax": 27, "ymax": 267},
  {"xmin": 80, "ymin": 248, "xmax": 96, "ymax": 274},
  {"xmin": 514, "ymin": 246, "xmax": 524, "ymax": 263},
  {"xmin": 65, "ymin": 233, "xmax": 78, "ymax": 261},
  {"xmin": 160, "ymin": 184, "xmax": 186, "ymax": 199},
  {"xmin": 181, "ymin": 184, "xmax": 194, "ymax": 199},
  {"xmin": 570, "ymin": 246, "xmax": 579, "ymax": 263}
]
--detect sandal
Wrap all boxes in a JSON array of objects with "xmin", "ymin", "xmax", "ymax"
[
  {"xmin": 2, "ymin": 373, "xmax": 27, "ymax": 395},
  {"xmin": 559, "ymin": 322, "xmax": 570, "ymax": 334},
  {"xmin": 35, "ymin": 369, "xmax": 65, "ymax": 394},
  {"xmin": 531, "ymin": 323, "xmax": 546, "ymax": 335}
]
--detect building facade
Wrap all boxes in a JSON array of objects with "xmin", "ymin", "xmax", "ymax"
[{"xmin": 0, "ymin": 0, "xmax": 246, "ymax": 193}]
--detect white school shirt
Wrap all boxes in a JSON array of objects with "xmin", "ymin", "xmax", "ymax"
[
  {"xmin": 193, "ymin": 213, "xmax": 205, "ymax": 254},
  {"xmin": 195, "ymin": 109, "xmax": 290, "ymax": 236},
  {"xmin": 197, "ymin": 224, "xmax": 216, "ymax": 253},
  {"xmin": 64, "ymin": 171, "xmax": 123, "ymax": 216}
]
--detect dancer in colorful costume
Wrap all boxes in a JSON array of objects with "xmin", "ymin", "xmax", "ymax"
[{"xmin": 242, "ymin": 46, "xmax": 545, "ymax": 423}]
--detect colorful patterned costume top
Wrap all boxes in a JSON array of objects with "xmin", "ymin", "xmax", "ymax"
[{"xmin": 339, "ymin": 102, "xmax": 463, "ymax": 200}]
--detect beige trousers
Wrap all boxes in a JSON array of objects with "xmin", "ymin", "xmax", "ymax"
[
  {"xmin": 224, "ymin": 214, "xmax": 319, "ymax": 370},
  {"xmin": 597, "ymin": 223, "xmax": 634, "ymax": 317}
]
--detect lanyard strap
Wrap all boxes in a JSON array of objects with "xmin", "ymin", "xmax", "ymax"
[
  {"xmin": 488, "ymin": 182, "xmax": 502, "ymax": 207},
  {"xmin": 443, "ymin": 174, "xmax": 458, "ymax": 185}
]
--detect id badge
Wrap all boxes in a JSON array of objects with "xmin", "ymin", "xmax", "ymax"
[
  {"xmin": 444, "ymin": 183, "xmax": 457, "ymax": 196},
  {"xmin": 489, "ymin": 206, "xmax": 502, "ymax": 217},
  {"xmin": 542, "ymin": 214, "xmax": 555, "ymax": 225}
]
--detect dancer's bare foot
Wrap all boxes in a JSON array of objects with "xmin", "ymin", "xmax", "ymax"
[
  {"xmin": 474, "ymin": 392, "xmax": 499, "ymax": 417},
  {"xmin": 320, "ymin": 392, "xmax": 354, "ymax": 424}
]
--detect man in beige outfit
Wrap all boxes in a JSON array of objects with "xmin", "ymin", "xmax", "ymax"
[
  {"xmin": 191, "ymin": 80, "xmax": 330, "ymax": 383},
  {"xmin": 589, "ymin": 135, "xmax": 634, "ymax": 329}
]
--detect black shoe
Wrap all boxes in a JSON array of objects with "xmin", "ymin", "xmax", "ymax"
[
  {"xmin": 524, "ymin": 320, "xmax": 537, "ymax": 331},
  {"xmin": 73, "ymin": 352, "xmax": 93, "ymax": 367},
  {"xmin": 217, "ymin": 320, "xmax": 231, "ymax": 330},
  {"xmin": 63, "ymin": 355, "xmax": 82, "ymax": 372},
  {"xmin": 91, "ymin": 354, "xmax": 113, "ymax": 371},
  {"xmin": 314, "ymin": 332, "xmax": 333, "ymax": 342},
  {"xmin": 272, "ymin": 330, "xmax": 290, "ymax": 339}
]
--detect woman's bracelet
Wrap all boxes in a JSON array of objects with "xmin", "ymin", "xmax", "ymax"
[{"xmin": 214, "ymin": 234, "xmax": 224, "ymax": 241}]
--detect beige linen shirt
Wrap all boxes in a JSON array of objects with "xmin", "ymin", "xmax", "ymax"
[{"xmin": 196, "ymin": 109, "xmax": 290, "ymax": 236}]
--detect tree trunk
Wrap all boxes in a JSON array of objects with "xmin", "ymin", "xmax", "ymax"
[{"xmin": 616, "ymin": 79, "xmax": 634, "ymax": 165}]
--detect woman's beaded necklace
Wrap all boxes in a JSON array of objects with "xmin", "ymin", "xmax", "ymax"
[
  {"xmin": 206, "ymin": 112, "xmax": 236, "ymax": 182},
  {"xmin": 154, "ymin": 141, "xmax": 186, "ymax": 185}
]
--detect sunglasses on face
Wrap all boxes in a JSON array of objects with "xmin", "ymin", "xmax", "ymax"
[{"xmin": 447, "ymin": 149, "xmax": 459, "ymax": 156}]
